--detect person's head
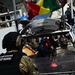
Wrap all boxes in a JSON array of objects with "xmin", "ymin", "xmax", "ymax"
[
  {"xmin": 2, "ymin": 32, "xmax": 23, "ymax": 51},
  {"xmin": 0, "ymin": 2, "xmax": 4, "ymax": 7},
  {"xmin": 31, "ymin": 0, "xmax": 36, "ymax": 3},
  {"xmin": 61, "ymin": 34, "xmax": 65, "ymax": 38}
]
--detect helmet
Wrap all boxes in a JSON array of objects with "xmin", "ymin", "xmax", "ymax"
[
  {"xmin": 2, "ymin": 32, "xmax": 22, "ymax": 49},
  {"xmin": 20, "ymin": 15, "xmax": 30, "ymax": 27}
]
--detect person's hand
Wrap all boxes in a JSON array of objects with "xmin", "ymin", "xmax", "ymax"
[
  {"xmin": 51, "ymin": 46, "xmax": 54, "ymax": 49},
  {"xmin": 7, "ymin": 9, "xmax": 9, "ymax": 13}
]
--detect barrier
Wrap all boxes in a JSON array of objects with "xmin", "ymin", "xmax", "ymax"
[{"xmin": 0, "ymin": 9, "xmax": 22, "ymax": 26}]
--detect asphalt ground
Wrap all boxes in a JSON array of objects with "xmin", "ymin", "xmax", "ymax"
[{"xmin": 32, "ymin": 43, "xmax": 75, "ymax": 74}]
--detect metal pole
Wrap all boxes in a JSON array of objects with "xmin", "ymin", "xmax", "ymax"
[
  {"xmin": 12, "ymin": 0, "xmax": 18, "ymax": 32},
  {"xmin": 71, "ymin": 0, "xmax": 75, "ymax": 26},
  {"xmin": 70, "ymin": 0, "xmax": 75, "ymax": 26},
  {"xmin": 61, "ymin": 6, "xmax": 65, "ymax": 29},
  {"xmin": 23, "ymin": 0, "xmax": 29, "ymax": 12},
  {"xmin": 71, "ymin": 0, "xmax": 74, "ymax": 19}
]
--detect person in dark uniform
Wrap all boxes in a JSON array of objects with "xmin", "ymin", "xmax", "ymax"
[
  {"xmin": 65, "ymin": 6, "xmax": 74, "ymax": 26},
  {"xmin": 0, "ymin": 32, "xmax": 40, "ymax": 75},
  {"xmin": 60, "ymin": 34, "xmax": 68, "ymax": 49},
  {"xmin": 0, "ymin": 2, "xmax": 11, "ymax": 27}
]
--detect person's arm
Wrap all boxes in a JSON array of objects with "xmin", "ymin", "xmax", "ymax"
[
  {"xmin": 4, "ymin": 6, "xmax": 10, "ymax": 13},
  {"xmin": 19, "ymin": 55, "xmax": 40, "ymax": 75},
  {"xmin": 19, "ymin": 56, "xmax": 29, "ymax": 75}
]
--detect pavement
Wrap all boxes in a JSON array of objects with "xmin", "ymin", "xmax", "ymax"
[
  {"xmin": 56, "ymin": 42, "xmax": 75, "ymax": 56},
  {"xmin": 32, "ymin": 42, "xmax": 75, "ymax": 75}
]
